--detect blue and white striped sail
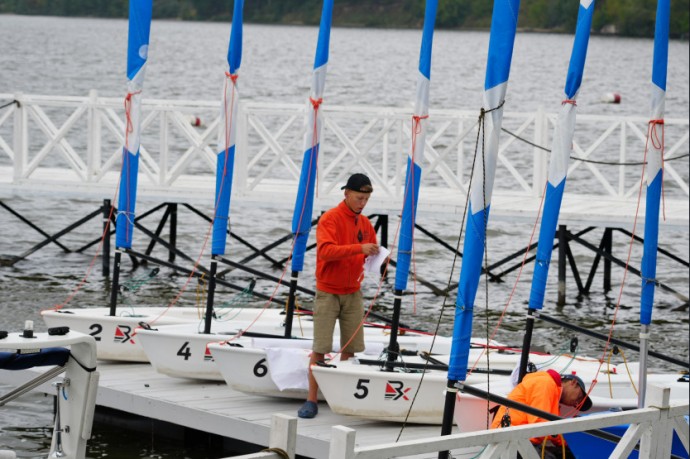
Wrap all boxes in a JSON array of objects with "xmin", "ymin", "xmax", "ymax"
[
  {"xmin": 211, "ymin": 0, "xmax": 243, "ymax": 256},
  {"xmin": 528, "ymin": 0, "xmax": 595, "ymax": 310},
  {"xmin": 640, "ymin": 0, "xmax": 669, "ymax": 327},
  {"xmin": 638, "ymin": 0, "xmax": 669, "ymax": 408},
  {"xmin": 290, "ymin": 0, "xmax": 333, "ymax": 272},
  {"xmin": 395, "ymin": 0, "xmax": 437, "ymax": 292},
  {"xmin": 448, "ymin": 0, "xmax": 521, "ymax": 382},
  {"xmin": 115, "ymin": 0, "xmax": 152, "ymax": 249}
]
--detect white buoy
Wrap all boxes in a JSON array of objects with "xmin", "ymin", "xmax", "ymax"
[{"xmin": 600, "ymin": 92, "xmax": 621, "ymax": 104}]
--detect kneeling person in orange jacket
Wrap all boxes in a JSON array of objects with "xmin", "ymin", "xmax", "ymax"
[{"xmin": 491, "ymin": 370, "xmax": 592, "ymax": 459}]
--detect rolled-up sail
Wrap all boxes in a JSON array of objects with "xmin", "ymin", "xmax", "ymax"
[
  {"xmin": 448, "ymin": 0, "xmax": 521, "ymax": 384},
  {"xmin": 211, "ymin": 0, "xmax": 244, "ymax": 256},
  {"xmin": 529, "ymin": 0, "xmax": 595, "ymax": 310},
  {"xmin": 115, "ymin": 0, "xmax": 152, "ymax": 249},
  {"xmin": 638, "ymin": 0, "xmax": 669, "ymax": 408},
  {"xmin": 202, "ymin": 0, "xmax": 244, "ymax": 335},
  {"xmin": 291, "ymin": 0, "xmax": 333, "ymax": 273},
  {"xmin": 395, "ymin": 0, "xmax": 437, "ymax": 292}
]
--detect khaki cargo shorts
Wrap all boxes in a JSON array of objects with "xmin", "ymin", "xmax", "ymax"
[{"xmin": 312, "ymin": 289, "xmax": 365, "ymax": 354}]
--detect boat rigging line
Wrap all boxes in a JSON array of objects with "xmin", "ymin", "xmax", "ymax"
[{"xmin": 501, "ymin": 126, "xmax": 689, "ymax": 165}]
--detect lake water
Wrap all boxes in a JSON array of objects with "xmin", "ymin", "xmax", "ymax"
[{"xmin": 0, "ymin": 14, "xmax": 688, "ymax": 458}]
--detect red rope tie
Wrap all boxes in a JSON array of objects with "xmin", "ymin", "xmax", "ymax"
[
  {"xmin": 412, "ymin": 114, "xmax": 429, "ymax": 135},
  {"xmin": 561, "ymin": 99, "xmax": 577, "ymax": 106},
  {"xmin": 649, "ymin": 119, "xmax": 664, "ymax": 150},
  {"xmin": 310, "ymin": 97, "xmax": 323, "ymax": 111},
  {"xmin": 225, "ymin": 71, "xmax": 239, "ymax": 85},
  {"xmin": 648, "ymin": 119, "xmax": 666, "ymax": 220},
  {"xmin": 124, "ymin": 90, "xmax": 142, "ymax": 138}
]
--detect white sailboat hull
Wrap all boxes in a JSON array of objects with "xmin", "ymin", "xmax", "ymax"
[
  {"xmin": 139, "ymin": 315, "xmax": 447, "ymax": 383},
  {"xmin": 136, "ymin": 309, "xmax": 291, "ymax": 380},
  {"xmin": 209, "ymin": 342, "xmax": 326, "ymax": 399},
  {"xmin": 206, "ymin": 332, "xmax": 444, "ymax": 400},
  {"xmin": 311, "ymin": 351, "xmax": 609, "ymax": 425},
  {"xmin": 40, "ymin": 307, "xmax": 282, "ymax": 362}
]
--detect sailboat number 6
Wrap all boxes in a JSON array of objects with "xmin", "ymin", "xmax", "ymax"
[{"xmin": 253, "ymin": 359, "xmax": 268, "ymax": 377}]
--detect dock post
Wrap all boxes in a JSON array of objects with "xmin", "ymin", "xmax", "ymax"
[
  {"xmin": 329, "ymin": 426, "xmax": 356, "ymax": 459},
  {"xmin": 268, "ymin": 414, "xmax": 297, "ymax": 459},
  {"xmin": 639, "ymin": 385, "xmax": 673, "ymax": 459},
  {"xmin": 169, "ymin": 203, "xmax": 178, "ymax": 263},
  {"xmin": 558, "ymin": 225, "xmax": 567, "ymax": 306},
  {"xmin": 378, "ymin": 214, "xmax": 388, "ymax": 249},
  {"xmin": 103, "ymin": 199, "xmax": 111, "ymax": 277},
  {"xmin": 603, "ymin": 228, "xmax": 612, "ymax": 292}
]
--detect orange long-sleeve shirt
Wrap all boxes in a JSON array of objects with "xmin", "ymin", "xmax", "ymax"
[
  {"xmin": 315, "ymin": 200, "xmax": 377, "ymax": 294},
  {"xmin": 490, "ymin": 370, "xmax": 565, "ymax": 446}
]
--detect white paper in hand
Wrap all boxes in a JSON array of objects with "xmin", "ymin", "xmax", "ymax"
[{"xmin": 364, "ymin": 246, "xmax": 390, "ymax": 274}]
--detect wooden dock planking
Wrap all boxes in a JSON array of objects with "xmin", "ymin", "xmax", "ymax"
[{"xmin": 1, "ymin": 360, "xmax": 475, "ymax": 458}]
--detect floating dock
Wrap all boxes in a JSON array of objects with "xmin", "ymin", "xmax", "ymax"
[{"xmin": 1, "ymin": 361, "xmax": 481, "ymax": 458}]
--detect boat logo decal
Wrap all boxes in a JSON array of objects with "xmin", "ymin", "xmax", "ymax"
[
  {"xmin": 114, "ymin": 325, "xmax": 135, "ymax": 344},
  {"xmin": 385, "ymin": 380, "xmax": 411, "ymax": 401},
  {"xmin": 204, "ymin": 345, "xmax": 214, "ymax": 362}
]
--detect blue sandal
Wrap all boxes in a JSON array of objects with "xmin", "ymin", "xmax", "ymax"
[{"xmin": 297, "ymin": 400, "xmax": 318, "ymax": 419}]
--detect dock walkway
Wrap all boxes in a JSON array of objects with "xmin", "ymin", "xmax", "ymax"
[
  {"xmin": 1, "ymin": 361, "xmax": 478, "ymax": 458},
  {"xmin": 1, "ymin": 93, "xmax": 688, "ymax": 230}
]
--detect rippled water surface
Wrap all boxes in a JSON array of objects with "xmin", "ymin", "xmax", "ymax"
[{"xmin": 0, "ymin": 14, "xmax": 688, "ymax": 458}]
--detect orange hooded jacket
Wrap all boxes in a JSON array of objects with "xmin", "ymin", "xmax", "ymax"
[
  {"xmin": 315, "ymin": 200, "xmax": 377, "ymax": 294},
  {"xmin": 490, "ymin": 369, "xmax": 566, "ymax": 447}
]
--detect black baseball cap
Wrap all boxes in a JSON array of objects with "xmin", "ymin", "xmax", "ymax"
[
  {"xmin": 561, "ymin": 374, "xmax": 593, "ymax": 411},
  {"xmin": 341, "ymin": 173, "xmax": 373, "ymax": 193}
]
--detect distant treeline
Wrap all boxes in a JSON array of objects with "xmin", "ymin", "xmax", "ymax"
[{"xmin": 1, "ymin": 0, "xmax": 688, "ymax": 39}]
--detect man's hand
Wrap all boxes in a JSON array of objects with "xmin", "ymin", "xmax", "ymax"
[{"xmin": 361, "ymin": 243, "xmax": 379, "ymax": 256}]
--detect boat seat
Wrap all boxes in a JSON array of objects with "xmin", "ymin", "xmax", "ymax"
[{"xmin": 0, "ymin": 347, "xmax": 70, "ymax": 370}]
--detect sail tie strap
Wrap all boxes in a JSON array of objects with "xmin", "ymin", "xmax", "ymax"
[
  {"xmin": 561, "ymin": 99, "xmax": 577, "ymax": 106},
  {"xmin": 648, "ymin": 118, "xmax": 666, "ymax": 220},
  {"xmin": 225, "ymin": 71, "xmax": 239, "ymax": 85},
  {"xmin": 124, "ymin": 90, "xmax": 142, "ymax": 142},
  {"xmin": 310, "ymin": 97, "xmax": 323, "ymax": 110},
  {"xmin": 479, "ymin": 100, "xmax": 505, "ymax": 121}
]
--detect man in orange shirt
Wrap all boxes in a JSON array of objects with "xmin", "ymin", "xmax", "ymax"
[
  {"xmin": 490, "ymin": 370, "xmax": 592, "ymax": 458},
  {"xmin": 297, "ymin": 173, "xmax": 379, "ymax": 419}
]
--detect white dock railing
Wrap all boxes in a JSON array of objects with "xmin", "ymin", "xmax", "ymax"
[
  {"xmin": 0, "ymin": 92, "xmax": 688, "ymax": 226},
  {"xmin": 228, "ymin": 387, "xmax": 689, "ymax": 459}
]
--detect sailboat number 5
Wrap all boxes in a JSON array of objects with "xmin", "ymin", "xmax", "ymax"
[{"xmin": 354, "ymin": 378, "xmax": 370, "ymax": 399}]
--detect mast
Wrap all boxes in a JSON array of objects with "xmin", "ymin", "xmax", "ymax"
[
  {"xmin": 638, "ymin": 0, "xmax": 670, "ymax": 408},
  {"xmin": 285, "ymin": 0, "xmax": 334, "ymax": 337},
  {"xmin": 439, "ymin": 0, "xmax": 521, "ymax": 449},
  {"xmin": 203, "ymin": 0, "xmax": 244, "ymax": 334},
  {"xmin": 386, "ymin": 0, "xmax": 437, "ymax": 370},
  {"xmin": 518, "ymin": 0, "xmax": 595, "ymax": 382},
  {"xmin": 109, "ymin": 0, "xmax": 153, "ymax": 316}
]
